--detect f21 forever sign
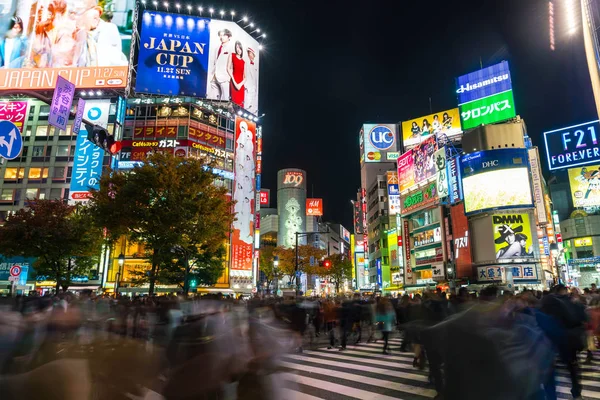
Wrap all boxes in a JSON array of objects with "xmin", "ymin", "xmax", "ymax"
[{"xmin": 543, "ymin": 120, "xmax": 600, "ymax": 171}]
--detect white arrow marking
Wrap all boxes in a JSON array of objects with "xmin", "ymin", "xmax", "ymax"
[{"xmin": 0, "ymin": 128, "xmax": 17, "ymax": 156}]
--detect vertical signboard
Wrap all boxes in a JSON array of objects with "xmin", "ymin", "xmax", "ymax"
[
  {"xmin": 69, "ymin": 100, "xmax": 110, "ymax": 202},
  {"xmin": 413, "ymin": 136, "xmax": 437, "ymax": 184},
  {"xmin": 231, "ymin": 117, "xmax": 257, "ymax": 273},
  {"xmin": 260, "ymin": 189, "xmax": 270, "ymax": 207},
  {"xmin": 447, "ymin": 156, "xmax": 463, "ymax": 204},
  {"xmin": 388, "ymin": 230, "xmax": 399, "ymax": 268},
  {"xmin": 386, "ymin": 171, "xmax": 400, "ymax": 215},
  {"xmin": 528, "ymin": 148, "xmax": 548, "ymax": 224},
  {"xmin": 72, "ymin": 98, "xmax": 86, "ymax": 136},
  {"xmin": 450, "ymin": 203, "xmax": 472, "ymax": 278},
  {"xmin": 434, "ymin": 147, "xmax": 448, "ymax": 199},
  {"xmin": 49, "ymin": 76, "xmax": 75, "ymax": 131},
  {"xmin": 353, "ymin": 199, "xmax": 364, "ymax": 235}
]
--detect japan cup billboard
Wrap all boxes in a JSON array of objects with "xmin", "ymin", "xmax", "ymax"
[
  {"xmin": 0, "ymin": 0, "xmax": 131, "ymax": 91},
  {"xmin": 136, "ymin": 12, "xmax": 260, "ymax": 113}
]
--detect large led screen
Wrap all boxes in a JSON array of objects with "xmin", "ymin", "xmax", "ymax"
[
  {"xmin": 568, "ymin": 164, "xmax": 600, "ymax": 208},
  {"xmin": 460, "ymin": 149, "xmax": 533, "ymax": 214},
  {"xmin": 136, "ymin": 12, "xmax": 260, "ymax": 113},
  {"xmin": 0, "ymin": 0, "xmax": 130, "ymax": 90},
  {"xmin": 401, "ymin": 108, "xmax": 462, "ymax": 149}
]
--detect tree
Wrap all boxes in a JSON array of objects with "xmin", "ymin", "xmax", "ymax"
[
  {"xmin": 273, "ymin": 245, "xmax": 326, "ymax": 287},
  {"xmin": 259, "ymin": 245, "xmax": 279, "ymax": 292},
  {"xmin": 88, "ymin": 152, "xmax": 233, "ymax": 295},
  {"xmin": 0, "ymin": 200, "xmax": 102, "ymax": 291},
  {"xmin": 319, "ymin": 253, "xmax": 353, "ymax": 294}
]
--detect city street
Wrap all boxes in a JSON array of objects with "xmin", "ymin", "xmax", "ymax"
[{"xmin": 280, "ymin": 338, "xmax": 600, "ymax": 399}]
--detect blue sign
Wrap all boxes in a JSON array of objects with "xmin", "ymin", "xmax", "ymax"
[
  {"xmin": 542, "ymin": 236, "xmax": 550, "ymax": 256},
  {"xmin": 456, "ymin": 61, "xmax": 513, "ymax": 105},
  {"xmin": 116, "ymin": 96, "xmax": 127, "ymax": 126},
  {"xmin": 460, "ymin": 148, "xmax": 529, "ymax": 178},
  {"xmin": 117, "ymin": 161, "xmax": 144, "ymax": 169},
  {"xmin": 0, "ymin": 120, "xmax": 22, "ymax": 160},
  {"xmin": 376, "ymin": 258, "xmax": 382, "ymax": 287},
  {"xmin": 256, "ymin": 174, "xmax": 261, "ymax": 192},
  {"xmin": 543, "ymin": 120, "xmax": 600, "ymax": 171},
  {"xmin": 135, "ymin": 11, "xmax": 211, "ymax": 96},
  {"xmin": 369, "ymin": 125, "xmax": 395, "ymax": 151},
  {"xmin": 72, "ymin": 98, "xmax": 86, "ymax": 136},
  {"xmin": 69, "ymin": 101, "xmax": 109, "ymax": 201},
  {"xmin": 48, "ymin": 75, "xmax": 75, "ymax": 131},
  {"xmin": 447, "ymin": 156, "xmax": 463, "ymax": 204},
  {"xmin": 387, "ymin": 183, "xmax": 399, "ymax": 196}
]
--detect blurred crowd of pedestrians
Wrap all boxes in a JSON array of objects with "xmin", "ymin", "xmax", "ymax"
[{"xmin": 0, "ymin": 284, "xmax": 598, "ymax": 399}]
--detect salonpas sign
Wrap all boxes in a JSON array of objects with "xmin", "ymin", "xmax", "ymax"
[
  {"xmin": 459, "ymin": 90, "xmax": 516, "ymax": 130},
  {"xmin": 401, "ymin": 181, "xmax": 438, "ymax": 215}
]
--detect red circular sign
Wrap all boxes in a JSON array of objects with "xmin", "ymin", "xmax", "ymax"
[{"xmin": 9, "ymin": 265, "xmax": 21, "ymax": 277}]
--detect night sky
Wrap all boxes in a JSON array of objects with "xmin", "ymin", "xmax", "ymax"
[{"xmin": 226, "ymin": 0, "xmax": 597, "ymax": 229}]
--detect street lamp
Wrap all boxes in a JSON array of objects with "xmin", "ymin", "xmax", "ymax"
[
  {"xmin": 273, "ymin": 256, "xmax": 279, "ymax": 295},
  {"xmin": 115, "ymin": 253, "xmax": 125, "ymax": 296}
]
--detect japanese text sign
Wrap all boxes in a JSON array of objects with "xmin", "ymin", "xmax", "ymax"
[
  {"xmin": 0, "ymin": 101, "xmax": 27, "ymax": 131},
  {"xmin": 69, "ymin": 101, "xmax": 109, "ymax": 202},
  {"xmin": 459, "ymin": 90, "xmax": 516, "ymax": 130},
  {"xmin": 49, "ymin": 76, "xmax": 75, "ymax": 131}
]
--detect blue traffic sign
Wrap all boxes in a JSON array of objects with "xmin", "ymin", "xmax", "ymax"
[{"xmin": 0, "ymin": 120, "xmax": 23, "ymax": 160}]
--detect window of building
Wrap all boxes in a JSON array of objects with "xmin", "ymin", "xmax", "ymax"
[
  {"xmin": 109, "ymin": 103, "xmax": 117, "ymax": 115},
  {"xmin": 53, "ymin": 166, "xmax": 66, "ymax": 178},
  {"xmin": 25, "ymin": 188, "xmax": 38, "ymax": 199},
  {"xmin": 25, "ymin": 127, "xmax": 32, "ymax": 137},
  {"xmin": 123, "ymin": 127, "xmax": 133, "ymax": 139},
  {"xmin": 1, "ymin": 189, "xmax": 13, "ymax": 201},
  {"xmin": 38, "ymin": 190, "xmax": 46, "ymax": 200},
  {"xmin": 59, "ymin": 125, "xmax": 72, "ymax": 136},
  {"xmin": 21, "ymin": 146, "xmax": 28, "ymax": 157},
  {"xmin": 32, "ymin": 146, "xmax": 44, "ymax": 157},
  {"xmin": 36, "ymin": 126, "xmax": 49, "ymax": 137},
  {"xmin": 28, "ymin": 168, "xmax": 48, "ymax": 179},
  {"xmin": 4, "ymin": 168, "xmax": 24, "ymax": 179},
  {"xmin": 70, "ymin": 146, "xmax": 76, "ymax": 156},
  {"xmin": 50, "ymin": 188, "xmax": 62, "ymax": 199},
  {"xmin": 45, "ymin": 146, "xmax": 52, "ymax": 156},
  {"xmin": 39, "ymin": 105, "xmax": 50, "ymax": 116},
  {"xmin": 56, "ymin": 145, "xmax": 70, "ymax": 157}
]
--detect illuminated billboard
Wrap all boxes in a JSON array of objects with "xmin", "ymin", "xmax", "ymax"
[
  {"xmin": 231, "ymin": 117, "xmax": 256, "ymax": 273},
  {"xmin": 413, "ymin": 136, "xmax": 437, "ymax": 184},
  {"xmin": 492, "ymin": 213, "xmax": 535, "ymax": 260},
  {"xmin": 401, "ymin": 108, "xmax": 462, "ymax": 148},
  {"xmin": 414, "ymin": 226, "xmax": 442, "ymax": 247},
  {"xmin": 387, "ymin": 230, "xmax": 399, "ymax": 268},
  {"xmin": 398, "ymin": 150, "xmax": 415, "ymax": 192},
  {"xmin": 461, "ymin": 149, "xmax": 532, "ymax": 214},
  {"xmin": 456, "ymin": 61, "xmax": 513, "ymax": 104},
  {"xmin": 362, "ymin": 123, "xmax": 398, "ymax": 163},
  {"xmin": 459, "ymin": 90, "xmax": 516, "ymax": 130},
  {"xmin": 568, "ymin": 164, "xmax": 600, "ymax": 208},
  {"xmin": 0, "ymin": 1, "xmax": 129, "ymax": 91},
  {"xmin": 277, "ymin": 169, "xmax": 307, "ymax": 248},
  {"xmin": 260, "ymin": 189, "xmax": 270, "ymax": 207},
  {"xmin": 386, "ymin": 171, "xmax": 400, "ymax": 215},
  {"xmin": 451, "ymin": 203, "xmax": 472, "ymax": 278},
  {"xmin": 136, "ymin": 12, "xmax": 260, "ymax": 112},
  {"xmin": 543, "ymin": 120, "xmax": 600, "ymax": 171},
  {"xmin": 306, "ymin": 198, "xmax": 323, "ymax": 216}
]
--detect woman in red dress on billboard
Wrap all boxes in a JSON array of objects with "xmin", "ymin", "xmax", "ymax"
[{"xmin": 228, "ymin": 40, "xmax": 246, "ymax": 107}]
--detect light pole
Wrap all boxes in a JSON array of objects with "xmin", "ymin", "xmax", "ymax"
[
  {"xmin": 115, "ymin": 253, "xmax": 125, "ymax": 296},
  {"xmin": 273, "ymin": 256, "xmax": 279, "ymax": 296}
]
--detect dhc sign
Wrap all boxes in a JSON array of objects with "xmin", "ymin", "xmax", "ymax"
[{"xmin": 543, "ymin": 120, "xmax": 600, "ymax": 171}]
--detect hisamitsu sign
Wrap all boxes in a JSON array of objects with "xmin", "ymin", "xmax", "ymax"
[
  {"xmin": 456, "ymin": 61, "xmax": 513, "ymax": 105},
  {"xmin": 543, "ymin": 120, "xmax": 600, "ymax": 171}
]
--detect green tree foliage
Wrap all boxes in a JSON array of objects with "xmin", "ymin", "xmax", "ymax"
[
  {"xmin": 259, "ymin": 245, "xmax": 279, "ymax": 291},
  {"xmin": 319, "ymin": 253, "xmax": 353, "ymax": 293},
  {"xmin": 273, "ymin": 245, "xmax": 326, "ymax": 286},
  {"xmin": 88, "ymin": 152, "xmax": 234, "ymax": 295},
  {"xmin": 0, "ymin": 200, "xmax": 102, "ymax": 291}
]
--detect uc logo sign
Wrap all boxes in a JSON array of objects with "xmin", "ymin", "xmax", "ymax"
[{"xmin": 369, "ymin": 125, "xmax": 395, "ymax": 151}]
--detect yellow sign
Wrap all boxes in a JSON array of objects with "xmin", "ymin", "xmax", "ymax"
[
  {"xmin": 574, "ymin": 237, "xmax": 593, "ymax": 247},
  {"xmin": 568, "ymin": 165, "xmax": 600, "ymax": 208},
  {"xmin": 493, "ymin": 213, "xmax": 535, "ymax": 260},
  {"xmin": 401, "ymin": 108, "xmax": 462, "ymax": 149}
]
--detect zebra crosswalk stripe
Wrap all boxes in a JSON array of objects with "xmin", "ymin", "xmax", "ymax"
[{"xmin": 279, "ymin": 344, "xmax": 600, "ymax": 400}]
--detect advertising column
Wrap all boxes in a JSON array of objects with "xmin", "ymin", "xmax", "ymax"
[
  {"xmin": 277, "ymin": 169, "xmax": 307, "ymax": 248},
  {"xmin": 231, "ymin": 117, "xmax": 257, "ymax": 284}
]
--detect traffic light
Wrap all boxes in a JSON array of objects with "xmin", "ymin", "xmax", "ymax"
[
  {"xmin": 85, "ymin": 123, "xmax": 120, "ymax": 155},
  {"xmin": 189, "ymin": 279, "xmax": 197, "ymax": 288},
  {"xmin": 323, "ymin": 260, "xmax": 331, "ymax": 269}
]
